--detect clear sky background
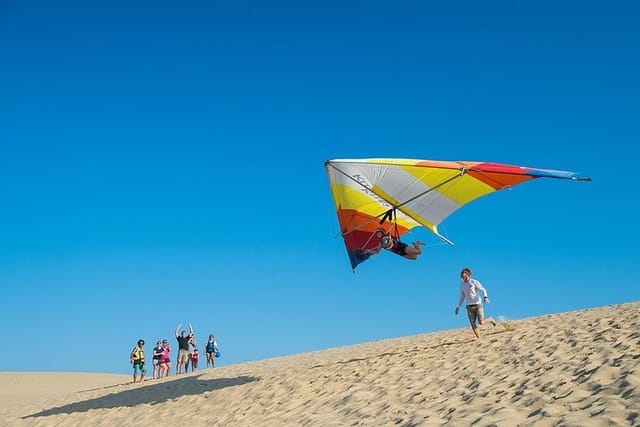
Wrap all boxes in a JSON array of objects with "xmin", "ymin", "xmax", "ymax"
[{"xmin": 1, "ymin": 1, "xmax": 638, "ymax": 374}]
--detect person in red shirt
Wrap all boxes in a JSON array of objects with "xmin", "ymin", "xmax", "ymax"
[{"xmin": 190, "ymin": 349, "xmax": 199, "ymax": 372}]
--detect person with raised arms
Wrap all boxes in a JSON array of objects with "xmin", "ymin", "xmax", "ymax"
[{"xmin": 175, "ymin": 322, "xmax": 194, "ymax": 374}]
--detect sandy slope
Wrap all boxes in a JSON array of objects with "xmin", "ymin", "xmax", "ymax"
[{"xmin": 1, "ymin": 302, "xmax": 639, "ymax": 426}]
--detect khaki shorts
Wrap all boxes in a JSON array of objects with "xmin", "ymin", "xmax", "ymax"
[
  {"xmin": 466, "ymin": 304, "xmax": 484, "ymax": 325},
  {"xmin": 178, "ymin": 349, "xmax": 189, "ymax": 364}
]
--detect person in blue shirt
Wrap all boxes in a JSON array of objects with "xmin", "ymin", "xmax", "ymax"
[
  {"xmin": 152, "ymin": 341, "xmax": 164, "ymax": 379},
  {"xmin": 205, "ymin": 334, "xmax": 219, "ymax": 368}
]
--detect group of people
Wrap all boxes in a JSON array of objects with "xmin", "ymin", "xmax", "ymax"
[
  {"xmin": 129, "ymin": 323, "xmax": 220, "ymax": 383},
  {"xmin": 130, "ymin": 267, "xmax": 499, "ymax": 383}
]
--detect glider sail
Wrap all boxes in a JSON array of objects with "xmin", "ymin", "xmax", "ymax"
[{"xmin": 325, "ymin": 158, "xmax": 591, "ymax": 270}]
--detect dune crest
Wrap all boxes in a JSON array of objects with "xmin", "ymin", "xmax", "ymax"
[{"xmin": 2, "ymin": 302, "xmax": 639, "ymax": 426}]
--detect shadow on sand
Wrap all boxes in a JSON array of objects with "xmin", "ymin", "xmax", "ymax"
[{"xmin": 24, "ymin": 374, "xmax": 257, "ymax": 419}]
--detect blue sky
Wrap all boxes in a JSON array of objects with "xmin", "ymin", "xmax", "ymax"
[{"xmin": 1, "ymin": 1, "xmax": 638, "ymax": 374}]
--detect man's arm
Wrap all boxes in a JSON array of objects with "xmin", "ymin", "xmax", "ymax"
[
  {"xmin": 175, "ymin": 323, "xmax": 182, "ymax": 338},
  {"xmin": 457, "ymin": 288, "xmax": 465, "ymax": 308},
  {"xmin": 188, "ymin": 323, "xmax": 194, "ymax": 335},
  {"xmin": 455, "ymin": 288, "xmax": 464, "ymax": 315},
  {"xmin": 475, "ymin": 280, "xmax": 489, "ymax": 300}
]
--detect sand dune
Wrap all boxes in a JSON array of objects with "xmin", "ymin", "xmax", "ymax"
[{"xmin": 2, "ymin": 302, "xmax": 639, "ymax": 426}]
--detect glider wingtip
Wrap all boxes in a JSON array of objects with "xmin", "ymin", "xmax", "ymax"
[{"xmin": 437, "ymin": 234, "xmax": 455, "ymax": 246}]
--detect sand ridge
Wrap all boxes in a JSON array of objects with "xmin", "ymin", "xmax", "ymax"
[{"xmin": 1, "ymin": 302, "xmax": 638, "ymax": 426}]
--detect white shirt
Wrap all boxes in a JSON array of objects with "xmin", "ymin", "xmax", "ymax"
[{"xmin": 457, "ymin": 278, "xmax": 488, "ymax": 307}]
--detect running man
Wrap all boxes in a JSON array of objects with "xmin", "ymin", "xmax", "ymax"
[{"xmin": 455, "ymin": 267, "xmax": 497, "ymax": 338}]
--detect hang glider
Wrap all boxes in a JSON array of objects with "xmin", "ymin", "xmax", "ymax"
[{"xmin": 324, "ymin": 158, "xmax": 591, "ymax": 271}]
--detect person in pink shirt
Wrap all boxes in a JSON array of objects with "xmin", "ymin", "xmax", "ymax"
[{"xmin": 159, "ymin": 340, "xmax": 172, "ymax": 377}]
